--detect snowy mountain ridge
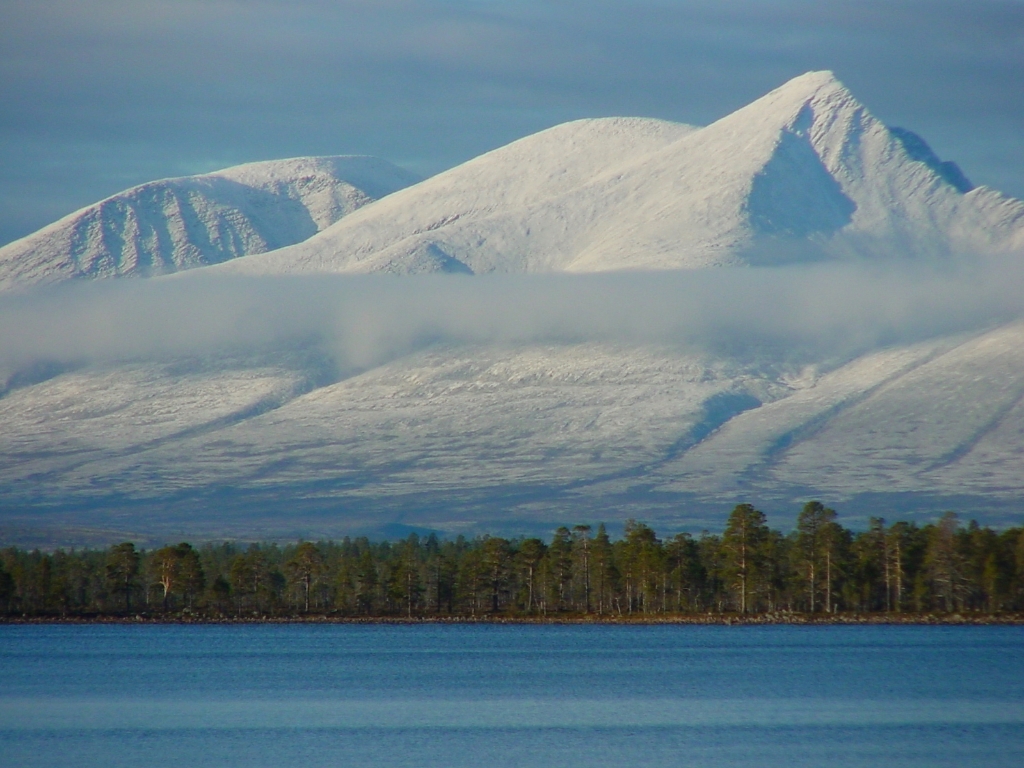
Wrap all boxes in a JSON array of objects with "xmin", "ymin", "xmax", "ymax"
[
  {"xmin": 5, "ymin": 71, "xmax": 1022, "ymax": 289},
  {"xmin": 216, "ymin": 71, "xmax": 1024, "ymax": 278},
  {"xmin": 3, "ymin": 71, "xmax": 1024, "ymax": 545},
  {"xmin": 0, "ymin": 156, "xmax": 419, "ymax": 290}
]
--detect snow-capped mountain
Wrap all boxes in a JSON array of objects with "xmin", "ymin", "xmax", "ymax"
[
  {"xmin": 0, "ymin": 156, "xmax": 419, "ymax": 290},
  {"xmin": 2, "ymin": 71, "xmax": 1024, "ymax": 547},
  {"xmin": 218, "ymin": 71, "xmax": 1024, "ymax": 277}
]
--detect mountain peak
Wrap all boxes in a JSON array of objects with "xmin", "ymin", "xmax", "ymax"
[
  {"xmin": 0, "ymin": 156, "xmax": 419, "ymax": 290},
  {"xmin": 762, "ymin": 70, "xmax": 854, "ymax": 109},
  {"xmin": 777, "ymin": 69, "xmax": 842, "ymax": 92},
  {"xmin": 724, "ymin": 71, "xmax": 859, "ymax": 131}
]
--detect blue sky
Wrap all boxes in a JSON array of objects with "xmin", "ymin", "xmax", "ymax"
[{"xmin": 2, "ymin": 0, "xmax": 1022, "ymax": 248}]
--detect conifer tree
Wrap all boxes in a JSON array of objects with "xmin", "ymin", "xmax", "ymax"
[
  {"xmin": 1012, "ymin": 529, "xmax": 1024, "ymax": 609},
  {"xmin": 229, "ymin": 546, "xmax": 273, "ymax": 615},
  {"xmin": 355, "ymin": 548, "xmax": 378, "ymax": 614},
  {"xmin": 925, "ymin": 512, "xmax": 964, "ymax": 612},
  {"xmin": 795, "ymin": 501, "xmax": 837, "ymax": 613},
  {"xmin": 622, "ymin": 521, "xmax": 661, "ymax": 613},
  {"xmin": 572, "ymin": 525, "xmax": 593, "ymax": 613},
  {"xmin": 722, "ymin": 504, "xmax": 769, "ymax": 614},
  {"xmin": 176, "ymin": 543, "xmax": 205, "ymax": 610},
  {"xmin": 285, "ymin": 542, "xmax": 324, "ymax": 613},
  {"xmin": 0, "ymin": 561, "xmax": 13, "ymax": 614},
  {"xmin": 589, "ymin": 525, "xmax": 615, "ymax": 615},
  {"xmin": 105, "ymin": 542, "xmax": 140, "ymax": 614},
  {"xmin": 887, "ymin": 521, "xmax": 913, "ymax": 612},
  {"xmin": 548, "ymin": 527, "xmax": 573, "ymax": 611},
  {"xmin": 481, "ymin": 537, "xmax": 510, "ymax": 613},
  {"xmin": 516, "ymin": 538, "xmax": 546, "ymax": 614}
]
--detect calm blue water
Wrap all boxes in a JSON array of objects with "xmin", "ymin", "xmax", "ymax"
[{"xmin": 1, "ymin": 624, "xmax": 1022, "ymax": 767}]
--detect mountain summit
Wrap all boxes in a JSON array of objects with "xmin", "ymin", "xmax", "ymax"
[
  {"xmin": 0, "ymin": 156, "xmax": 420, "ymax": 290},
  {"xmin": 215, "ymin": 71, "xmax": 1024, "ymax": 278}
]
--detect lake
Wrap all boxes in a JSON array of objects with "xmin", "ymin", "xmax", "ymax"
[{"xmin": 1, "ymin": 623, "xmax": 1022, "ymax": 767}]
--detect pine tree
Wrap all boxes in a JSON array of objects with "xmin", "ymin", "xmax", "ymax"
[
  {"xmin": 285, "ymin": 542, "xmax": 324, "ymax": 613},
  {"xmin": 887, "ymin": 521, "xmax": 913, "ymax": 612},
  {"xmin": 548, "ymin": 527, "xmax": 573, "ymax": 611},
  {"xmin": 481, "ymin": 537, "xmax": 510, "ymax": 613},
  {"xmin": 571, "ymin": 525, "xmax": 593, "ymax": 613},
  {"xmin": 589, "ymin": 524, "xmax": 615, "ymax": 615},
  {"xmin": 0, "ymin": 561, "xmax": 14, "ymax": 614},
  {"xmin": 795, "ymin": 501, "xmax": 837, "ymax": 613},
  {"xmin": 722, "ymin": 504, "xmax": 769, "ymax": 614},
  {"xmin": 355, "ymin": 548, "xmax": 378, "ymax": 614},
  {"xmin": 516, "ymin": 538, "xmax": 546, "ymax": 614},
  {"xmin": 622, "ymin": 520, "xmax": 661, "ymax": 614},
  {"xmin": 229, "ymin": 546, "xmax": 273, "ymax": 616},
  {"xmin": 105, "ymin": 542, "xmax": 140, "ymax": 614},
  {"xmin": 925, "ymin": 512, "xmax": 964, "ymax": 612},
  {"xmin": 176, "ymin": 543, "xmax": 205, "ymax": 610}
]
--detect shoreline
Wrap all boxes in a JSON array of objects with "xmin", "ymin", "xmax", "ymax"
[{"xmin": 4, "ymin": 613, "xmax": 1023, "ymax": 626}]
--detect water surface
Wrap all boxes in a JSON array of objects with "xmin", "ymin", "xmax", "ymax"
[{"xmin": 1, "ymin": 624, "xmax": 1022, "ymax": 767}]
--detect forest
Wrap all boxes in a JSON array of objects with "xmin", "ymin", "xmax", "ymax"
[{"xmin": 2, "ymin": 503, "xmax": 1023, "ymax": 620}]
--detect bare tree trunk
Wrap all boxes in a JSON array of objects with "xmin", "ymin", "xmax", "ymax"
[
  {"xmin": 826, "ymin": 549, "xmax": 832, "ymax": 614},
  {"xmin": 582, "ymin": 539, "xmax": 591, "ymax": 614},
  {"xmin": 884, "ymin": 542, "xmax": 891, "ymax": 613},
  {"xmin": 809, "ymin": 562, "xmax": 816, "ymax": 613},
  {"xmin": 527, "ymin": 565, "xmax": 535, "ymax": 614},
  {"xmin": 740, "ymin": 524, "xmax": 747, "ymax": 614},
  {"xmin": 435, "ymin": 561, "xmax": 442, "ymax": 615},
  {"xmin": 894, "ymin": 538, "xmax": 903, "ymax": 612}
]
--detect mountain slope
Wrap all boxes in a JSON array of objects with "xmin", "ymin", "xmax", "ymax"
[
  {"xmin": 4, "ymin": 324, "xmax": 1024, "ymax": 544},
  {"xmin": 650, "ymin": 321, "xmax": 1024, "ymax": 503},
  {"xmin": 219, "ymin": 71, "xmax": 1024, "ymax": 278},
  {"xmin": 0, "ymin": 156, "xmax": 420, "ymax": 290}
]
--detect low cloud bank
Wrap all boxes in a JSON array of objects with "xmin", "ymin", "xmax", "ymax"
[{"xmin": 1, "ymin": 259, "xmax": 1023, "ymax": 378}]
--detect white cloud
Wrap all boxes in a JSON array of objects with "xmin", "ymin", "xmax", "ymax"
[{"xmin": 2, "ymin": 256, "xmax": 1022, "ymax": 382}]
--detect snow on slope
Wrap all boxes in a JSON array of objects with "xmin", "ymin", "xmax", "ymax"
[
  {"xmin": 5, "ymin": 323, "xmax": 1024, "ymax": 540},
  {"xmin": 219, "ymin": 71, "xmax": 1024, "ymax": 278},
  {"xmin": 0, "ymin": 349, "xmax": 333, "ymax": 499},
  {"xmin": 0, "ymin": 156, "xmax": 419, "ymax": 290},
  {"xmin": 212, "ymin": 117, "xmax": 700, "ymax": 275},
  {"xmin": 645, "ymin": 321, "xmax": 1024, "ymax": 505},
  {"xmin": 0, "ymin": 341, "xmax": 799, "ymax": 535}
]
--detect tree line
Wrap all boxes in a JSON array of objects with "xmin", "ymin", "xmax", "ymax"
[{"xmin": 2, "ymin": 503, "xmax": 1023, "ymax": 619}]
